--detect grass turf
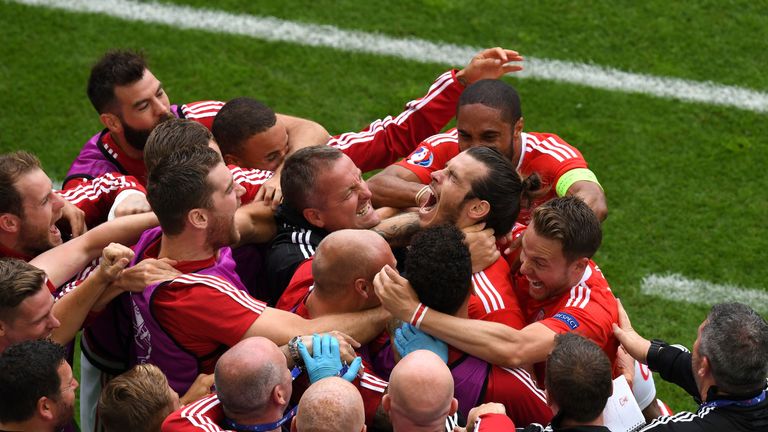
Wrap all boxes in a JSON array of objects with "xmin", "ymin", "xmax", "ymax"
[{"xmin": 1, "ymin": 0, "xmax": 766, "ymax": 419}]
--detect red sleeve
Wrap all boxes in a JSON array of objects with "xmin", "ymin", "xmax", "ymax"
[
  {"xmin": 393, "ymin": 129, "xmax": 460, "ymax": 183},
  {"xmin": 355, "ymin": 360, "xmax": 388, "ymax": 427},
  {"xmin": 161, "ymin": 394, "xmax": 226, "ymax": 432},
  {"xmin": 469, "ymin": 259, "xmax": 526, "ymax": 330},
  {"xmin": 474, "ymin": 413, "xmax": 516, "ymax": 432},
  {"xmin": 521, "ymin": 132, "xmax": 589, "ymax": 190},
  {"xmin": 275, "ymin": 258, "xmax": 314, "ymax": 311},
  {"xmin": 537, "ymin": 266, "xmax": 619, "ymax": 366},
  {"xmin": 153, "ymin": 281, "xmax": 265, "ymax": 359},
  {"xmin": 58, "ymin": 173, "xmax": 146, "ymax": 227},
  {"xmin": 328, "ymin": 70, "xmax": 463, "ymax": 173},
  {"xmin": 179, "ymin": 101, "xmax": 225, "ymax": 131},
  {"xmin": 228, "ymin": 165, "xmax": 274, "ymax": 205},
  {"xmin": 484, "ymin": 366, "xmax": 552, "ymax": 426}
]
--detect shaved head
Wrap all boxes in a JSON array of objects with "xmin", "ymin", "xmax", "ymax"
[
  {"xmin": 385, "ymin": 350, "xmax": 456, "ymax": 430},
  {"xmin": 312, "ymin": 229, "xmax": 394, "ymax": 303},
  {"xmin": 293, "ymin": 377, "xmax": 365, "ymax": 432},
  {"xmin": 215, "ymin": 337, "xmax": 292, "ymax": 419}
]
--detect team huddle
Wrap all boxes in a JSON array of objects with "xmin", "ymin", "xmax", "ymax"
[{"xmin": 0, "ymin": 47, "xmax": 766, "ymax": 432}]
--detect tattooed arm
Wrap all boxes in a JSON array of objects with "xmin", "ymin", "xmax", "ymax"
[{"xmin": 370, "ymin": 211, "xmax": 422, "ymax": 248}]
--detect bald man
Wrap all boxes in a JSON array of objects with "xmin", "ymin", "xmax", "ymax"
[
  {"xmin": 276, "ymin": 229, "xmax": 394, "ymax": 429},
  {"xmin": 162, "ymin": 336, "xmax": 293, "ymax": 431},
  {"xmin": 291, "ymin": 377, "xmax": 366, "ymax": 432},
  {"xmin": 277, "ymin": 229, "xmax": 396, "ymax": 315},
  {"xmin": 383, "ymin": 350, "xmax": 458, "ymax": 432}
]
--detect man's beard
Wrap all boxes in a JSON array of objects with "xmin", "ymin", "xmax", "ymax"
[
  {"xmin": 122, "ymin": 113, "xmax": 173, "ymax": 151},
  {"xmin": 18, "ymin": 221, "xmax": 61, "ymax": 256},
  {"xmin": 206, "ymin": 212, "xmax": 240, "ymax": 250}
]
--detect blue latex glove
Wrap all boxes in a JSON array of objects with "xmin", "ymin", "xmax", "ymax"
[
  {"xmin": 394, "ymin": 323, "xmax": 448, "ymax": 363},
  {"xmin": 298, "ymin": 334, "xmax": 362, "ymax": 384}
]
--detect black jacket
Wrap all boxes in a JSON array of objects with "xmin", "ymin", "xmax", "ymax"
[
  {"xmin": 640, "ymin": 342, "xmax": 768, "ymax": 431},
  {"xmin": 264, "ymin": 204, "xmax": 328, "ymax": 306}
]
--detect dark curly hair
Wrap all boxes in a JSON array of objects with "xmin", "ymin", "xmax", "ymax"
[{"xmin": 405, "ymin": 225, "xmax": 472, "ymax": 315}]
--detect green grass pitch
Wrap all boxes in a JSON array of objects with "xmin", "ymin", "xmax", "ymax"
[{"xmin": 1, "ymin": 0, "xmax": 766, "ymax": 420}]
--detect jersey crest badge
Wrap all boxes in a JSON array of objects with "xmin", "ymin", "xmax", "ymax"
[{"xmin": 406, "ymin": 146, "xmax": 434, "ymax": 167}]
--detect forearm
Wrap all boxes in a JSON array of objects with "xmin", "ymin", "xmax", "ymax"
[
  {"xmin": 50, "ymin": 270, "xmax": 111, "ymax": 345},
  {"xmin": 417, "ymin": 310, "xmax": 554, "ymax": 368},
  {"xmin": 308, "ymin": 307, "xmax": 390, "ymax": 345},
  {"xmin": 567, "ymin": 180, "xmax": 607, "ymax": 221},
  {"xmin": 370, "ymin": 211, "xmax": 421, "ymax": 248},
  {"xmin": 234, "ymin": 202, "xmax": 277, "ymax": 246},
  {"xmin": 277, "ymin": 114, "xmax": 331, "ymax": 156},
  {"xmin": 368, "ymin": 173, "xmax": 425, "ymax": 208},
  {"xmin": 33, "ymin": 212, "xmax": 157, "ymax": 287}
]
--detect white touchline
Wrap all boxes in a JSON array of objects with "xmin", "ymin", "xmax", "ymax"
[
  {"xmin": 641, "ymin": 273, "xmax": 768, "ymax": 312},
  {"xmin": 11, "ymin": 0, "xmax": 768, "ymax": 114}
]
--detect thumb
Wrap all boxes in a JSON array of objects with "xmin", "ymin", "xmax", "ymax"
[{"xmin": 342, "ymin": 357, "xmax": 363, "ymax": 382}]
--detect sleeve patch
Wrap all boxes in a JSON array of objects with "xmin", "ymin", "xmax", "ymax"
[
  {"xmin": 406, "ymin": 146, "xmax": 434, "ymax": 167},
  {"xmin": 553, "ymin": 312, "xmax": 580, "ymax": 330}
]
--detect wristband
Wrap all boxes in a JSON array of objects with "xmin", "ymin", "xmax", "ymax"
[
  {"xmin": 414, "ymin": 185, "xmax": 431, "ymax": 206},
  {"xmin": 288, "ymin": 336, "xmax": 304, "ymax": 368},
  {"xmin": 555, "ymin": 168, "xmax": 601, "ymax": 197},
  {"xmin": 409, "ymin": 303, "xmax": 429, "ymax": 328}
]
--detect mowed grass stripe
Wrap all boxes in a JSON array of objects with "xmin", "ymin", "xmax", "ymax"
[
  {"xmin": 641, "ymin": 274, "xmax": 768, "ymax": 314},
  {"xmin": 12, "ymin": 0, "xmax": 768, "ymax": 114}
]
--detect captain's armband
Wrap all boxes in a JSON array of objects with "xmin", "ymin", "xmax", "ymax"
[{"xmin": 555, "ymin": 168, "xmax": 602, "ymax": 197}]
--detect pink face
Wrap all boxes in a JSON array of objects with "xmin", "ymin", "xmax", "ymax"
[
  {"xmin": 204, "ymin": 162, "xmax": 246, "ymax": 249},
  {"xmin": 418, "ymin": 151, "xmax": 486, "ymax": 229},
  {"xmin": 518, "ymin": 223, "xmax": 581, "ymax": 301},
  {"xmin": 310, "ymin": 155, "xmax": 380, "ymax": 232},
  {"xmin": 0, "ymin": 285, "xmax": 60, "ymax": 349},
  {"xmin": 15, "ymin": 168, "xmax": 65, "ymax": 256},
  {"xmin": 113, "ymin": 68, "xmax": 173, "ymax": 146}
]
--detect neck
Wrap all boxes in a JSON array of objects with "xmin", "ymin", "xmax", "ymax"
[
  {"xmin": 0, "ymin": 235, "xmax": 30, "ymax": 260},
  {"xmin": 109, "ymin": 131, "xmax": 143, "ymax": 159},
  {"xmin": 559, "ymin": 413, "xmax": 604, "ymax": 428},
  {"xmin": 157, "ymin": 232, "xmax": 216, "ymax": 262},
  {"xmin": 305, "ymin": 289, "xmax": 353, "ymax": 317},
  {"xmin": 223, "ymin": 405, "xmax": 285, "ymax": 432}
]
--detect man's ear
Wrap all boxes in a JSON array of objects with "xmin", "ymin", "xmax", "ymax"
[
  {"xmin": 38, "ymin": 396, "xmax": 55, "ymax": 421},
  {"xmin": 188, "ymin": 208, "xmax": 209, "ymax": 230},
  {"xmin": 353, "ymin": 279, "xmax": 370, "ymax": 299},
  {"xmin": 290, "ymin": 415, "xmax": 298, "ymax": 432},
  {"xmin": 698, "ymin": 355, "xmax": 711, "ymax": 378},
  {"xmin": 99, "ymin": 112, "xmax": 123, "ymax": 135},
  {"xmin": 223, "ymin": 153, "xmax": 242, "ymax": 167},
  {"xmin": 381, "ymin": 394, "xmax": 391, "ymax": 414},
  {"xmin": 0, "ymin": 213, "xmax": 20, "ymax": 234},
  {"xmin": 448, "ymin": 398, "xmax": 458, "ymax": 416},
  {"xmin": 467, "ymin": 199, "xmax": 490, "ymax": 222},
  {"xmin": 514, "ymin": 117, "xmax": 525, "ymax": 138},
  {"xmin": 0, "ymin": 319, "xmax": 7, "ymax": 337},
  {"xmin": 569, "ymin": 257, "xmax": 589, "ymax": 277},
  {"xmin": 303, "ymin": 208, "xmax": 324, "ymax": 228}
]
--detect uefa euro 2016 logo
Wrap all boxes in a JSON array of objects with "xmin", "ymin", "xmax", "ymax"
[{"xmin": 407, "ymin": 146, "xmax": 434, "ymax": 167}]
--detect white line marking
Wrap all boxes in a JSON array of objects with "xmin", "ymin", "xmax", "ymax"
[
  {"xmin": 10, "ymin": 0, "xmax": 768, "ymax": 113},
  {"xmin": 641, "ymin": 273, "xmax": 768, "ymax": 312}
]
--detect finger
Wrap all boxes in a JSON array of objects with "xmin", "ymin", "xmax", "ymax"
[
  {"xmin": 492, "ymin": 46, "xmax": 508, "ymax": 62},
  {"xmin": 321, "ymin": 333, "xmax": 332, "ymax": 357},
  {"xmin": 254, "ymin": 186, "xmax": 265, "ymax": 202},
  {"xmin": 342, "ymin": 357, "xmax": 363, "ymax": 382},
  {"xmin": 297, "ymin": 339, "xmax": 313, "ymax": 367},
  {"xmin": 403, "ymin": 323, "xmax": 416, "ymax": 339},
  {"xmin": 313, "ymin": 334, "xmax": 322, "ymax": 357},
  {"xmin": 329, "ymin": 334, "xmax": 340, "ymax": 358}
]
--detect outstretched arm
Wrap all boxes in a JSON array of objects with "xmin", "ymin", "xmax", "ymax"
[
  {"xmin": 368, "ymin": 164, "xmax": 427, "ymax": 208},
  {"xmin": 373, "ymin": 265, "xmax": 555, "ymax": 368},
  {"xmin": 243, "ymin": 306, "xmax": 390, "ymax": 346},
  {"xmin": 31, "ymin": 212, "xmax": 158, "ymax": 288},
  {"xmin": 50, "ymin": 243, "xmax": 133, "ymax": 345}
]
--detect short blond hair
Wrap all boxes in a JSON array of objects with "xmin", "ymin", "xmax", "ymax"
[{"xmin": 98, "ymin": 364, "xmax": 176, "ymax": 432}]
